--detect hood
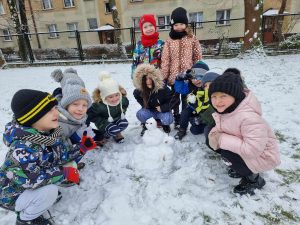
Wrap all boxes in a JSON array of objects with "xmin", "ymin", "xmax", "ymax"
[
  {"xmin": 3, "ymin": 121, "xmax": 39, "ymax": 146},
  {"xmin": 133, "ymin": 64, "xmax": 163, "ymax": 93}
]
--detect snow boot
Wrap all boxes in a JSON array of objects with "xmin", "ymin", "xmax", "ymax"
[
  {"xmin": 228, "ymin": 168, "xmax": 242, "ymax": 178},
  {"xmin": 140, "ymin": 123, "xmax": 147, "ymax": 136},
  {"xmin": 16, "ymin": 214, "xmax": 54, "ymax": 225},
  {"xmin": 162, "ymin": 125, "xmax": 171, "ymax": 134},
  {"xmin": 113, "ymin": 133, "xmax": 124, "ymax": 143},
  {"xmin": 174, "ymin": 128, "xmax": 187, "ymax": 140},
  {"xmin": 77, "ymin": 162, "xmax": 85, "ymax": 171},
  {"xmin": 174, "ymin": 114, "xmax": 180, "ymax": 130},
  {"xmin": 233, "ymin": 174, "xmax": 266, "ymax": 195}
]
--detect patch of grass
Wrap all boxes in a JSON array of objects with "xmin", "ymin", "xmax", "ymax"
[
  {"xmin": 291, "ymin": 154, "xmax": 300, "ymax": 159},
  {"xmin": 207, "ymin": 154, "xmax": 221, "ymax": 160},
  {"xmin": 255, "ymin": 211, "xmax": 281, "ymax": 224},
  {"xmin": 275, "ymin": 130, "xmax": 287, "ymax": 143},
  {"xmin": 202, "ymin": 213, "xmax": 212, "ymax": 224},
  {"xmin": 275, "ymin": 169, "xmax": 300, "ymax": 184}
]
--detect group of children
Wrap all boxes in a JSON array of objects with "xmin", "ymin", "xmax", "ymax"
[{"xmin": 0, "ymin": 6, "xmax": 280, "ymax": 225}]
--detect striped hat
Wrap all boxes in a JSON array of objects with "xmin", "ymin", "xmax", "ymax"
[{"xmin": 11, "ymin": 89, "xmax": 58, "ymax": 126}]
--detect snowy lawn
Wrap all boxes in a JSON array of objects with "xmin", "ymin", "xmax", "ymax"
[{"xmin": 1, "ymin": 53, "xmax": 300, "ymax": 225}]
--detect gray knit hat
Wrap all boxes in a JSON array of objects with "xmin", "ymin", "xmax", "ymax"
[
  {"xmin": 201, "ymin": 71, "xmax": 220, "ymax": 87},
  {"xmin": 51, "ymin": 68, "xmax": 85, "ymax": 88}
]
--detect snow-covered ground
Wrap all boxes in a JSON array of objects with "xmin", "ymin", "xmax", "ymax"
[{"xmin": 1, "ymin": 53, "xmax": 300, "ymax": 225}]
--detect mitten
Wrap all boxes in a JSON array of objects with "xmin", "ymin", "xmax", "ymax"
[
  {"xmin": 208, "ymin": 131, "xmax": 221, "ymax": 150},
  {"xmin": 187, "ymin": 93, "xmax": 196, "ymax": 104},
  {"xmin": 80, "ymin": 131, "xmax": 97, "ymax": 154},
  {"xmin": 63, "ymin": 167, "xmax": 79, "ymax": 184}
]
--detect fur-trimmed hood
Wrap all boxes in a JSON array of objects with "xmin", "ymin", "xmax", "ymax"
[
  {"xmin": 133, "ymin": 64, "xmax": 164, "ymax": 93},
  {"xmin": 92, "ymin": 86, "xmax": 127, "ymax": 103}
]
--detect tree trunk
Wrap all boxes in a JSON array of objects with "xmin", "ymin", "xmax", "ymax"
[
  {"xmin": 243, "ymin": 0, "xmax": 263, "ymax": 50},
  {"xmin": 6, "ymin": 0, "xmax": 28, "ymax": 61},
  {"xmin": 276, "ymin": 0, "xmax": 287, "ymax": 42},
  {"xmin": 0, "ymin": 49, "xmax": 6, "ymax": 68},
  {"xmin": 108, "ymin": 0, "xmax": 127, "ymax": 58}
]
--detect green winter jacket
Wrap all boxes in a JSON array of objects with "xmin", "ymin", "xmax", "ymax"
[{"xmin": 199, "ymin": 105, "xmax": 215, "ymax": 126}]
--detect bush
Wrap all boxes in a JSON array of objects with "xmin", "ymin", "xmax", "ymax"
[{"xmin": 279, "ymin": 34, "xmax": 300, "ymax": 49}]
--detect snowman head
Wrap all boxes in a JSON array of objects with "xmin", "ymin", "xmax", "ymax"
[{"xmin": 145, "ymin": 117, "xmax": 157, "ymax": 130}]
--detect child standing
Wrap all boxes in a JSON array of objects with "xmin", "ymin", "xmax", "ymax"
[
  {"xmin": 133, "ymin": 64, "xmax": 174, "ymax": 136},
  {"xmin": 208, "ymin": 72, "xmax": 280, "ymax": 195},
  {"xmin": 87, "ymin": 72, "xmax": 129, "ymax": 143},
  {"xmin": 161, "ymin": 7, "xmax": 202, "ymax": 127},
  {"xmin": 0, "ymin": 89, "xmax": 96, "ymax": 224},
  {"xmin": 131, "ymin": 14, "xmax": 164, "ymax": 78}
]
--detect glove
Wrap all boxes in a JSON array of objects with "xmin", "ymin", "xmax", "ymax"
[
  {"xmin": 208, "ymin": 131, "xmax": 222, "ymax": 150},
  {"xmin": 187, "ymin": 93, "xmax": 196, "ymax": 104},
  {"xmin": 63, "ymin": 167, "xmax": 79, "ymax": 184},
  {"xmin": 80, "ymin": 131, "xmax": 97, "ymax": 154}
]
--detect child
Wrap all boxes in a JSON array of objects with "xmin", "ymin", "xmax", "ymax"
[
  {"xmin": 87, "ymin": 72, "xmax": 129, "ymax": 143},
  {"xmin": 208, "ymin": 72, "xmax": 280, "ymax": 195},
  {"xmin": 174, "ymin": 61, "xmax": 209, "ymax": 140},
  {"xmin": 0, "ymin": 89, "xmax": 96, "ymax": 224},
  {"xmin": 133, "ymin": 64, "xmax": 174, "ymax": 136},
  {"xmin": 161, "ymin": 7, "xmax": 202, "ymax": 127},
  {"xmin": 131, "ymin": 14, "xmax": 164, "ymax": 78}
]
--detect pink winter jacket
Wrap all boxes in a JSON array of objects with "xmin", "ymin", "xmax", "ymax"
[
  {"xmin": 161, "ymin": 34, "xmax": 202, "ymax": 84},
  {"xmin": 210, "ymin": 90, "xmax": 280, "ymax": 173}
]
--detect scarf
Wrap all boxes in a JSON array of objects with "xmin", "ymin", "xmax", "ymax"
[
  {"xmin": 169, "ymin": 29, "xmax": 187, "ymax": 40},
  {"xmin": 141, "ymin": 32, "xmax": 159, "ymax": 47}
]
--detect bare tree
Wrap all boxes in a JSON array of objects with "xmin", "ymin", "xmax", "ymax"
[
  {"xmin": 108, "ymin": 0, "xmax": 127, "ymax": 58},
  {"xmin": 275, "ymin": 0, "xmax": 287, "ymax": 42},
  {"xmin": 243, "ymin": 0, "xmax": 263, "ymax": 50}
]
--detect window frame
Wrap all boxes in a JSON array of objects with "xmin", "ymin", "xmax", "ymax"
[
  {"xmin": 63, "ymin": 0, "xmax": 75, "ymax": 8},
  {"xmin": 216, "ymin": 9, "xmax": 231, "ymax": 26},
  {"xmin": 2, "ymin": 29, "xmax": 12, "ymax": 41},
  {"xmin": 47, "ymin": 24, "xmax": 59, "ymax": 38},
  {"xmin": 42, "ymin": 0, "xmax": 53, "ymax": 10},
  {"xmin": 104, "ymin": 2, "xmax": 111, "ymax": 13},
  {"xmin": 189, "ymin": 12, "xmax": 203, "ymax": 28},
  {"xmin": 87, "ymin": 18, "xmax": 98, "ymax": 30},
  {"xmin": 67, "ymin": 22, "xmax": 78, "ymax": 37},
  {"xmin": 157, "ymin": 15, "xmax": 170, "ymax": 30}
]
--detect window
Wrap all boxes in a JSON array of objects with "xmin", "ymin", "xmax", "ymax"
[
  {"xmin": 67, "ymin": 23, "xmax": 78, "ymax": 37},
  {"xmin": 0, "ymin": 1, "xmax": 5, "ymax": 15},
  {"xmin": 132, "ymin": 17, "xmax": 140, "ymax": 30},
  {"xmin": 157, "ymin": 15, "xmax": 170, "ymax": 30},
  {"xmin": 2, "ymin": 29, "xmax": 12, "ymax": 41},
  {"xmin": 189, "ymin": 12, "xmax": 203, "ymax": 28},
  {"xmin": 105, "ymin": 2, "xmax": 111, "ymax": 13},
  {"xmin": 87, "ymin": 18, "xmax": 98, "ymax": 29},
  {"xmin": 42, "ymin": 0, "xmax": 53, "ymax": 10},
  {"xmin": 216, "ymin": 9, "xmax": 231, "ymax": 25},
  {"xmin": 48, "ymin": 24, "xmax": 59, "ymax": 38},
  {"xmin": 64, "ymin": 0, "xmax": 75, "ymax": 8}
]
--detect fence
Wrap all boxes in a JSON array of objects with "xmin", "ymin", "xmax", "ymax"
[{"xmin": 1, "ymin": 17, "xmax": 247, "ymax": 63}]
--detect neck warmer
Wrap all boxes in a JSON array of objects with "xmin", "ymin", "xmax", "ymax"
[
  {"xmin": 141, "ymin": 32, "xmax": 159, "ymax": 47},
  {"xmin": 169, "ymin": 29, "xmax": 187, "ymax": 40}
]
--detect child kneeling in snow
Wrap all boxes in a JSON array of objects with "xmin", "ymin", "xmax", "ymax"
[
  {"xmin": 0, "ymin": 89, "xmax": 96, "ymax": 224},
  {"xmin": 133, "ymin": 64, "xmax": 174, "ymax": 136},
  {"xmin": 87, "ymin": 72, "xmax": 129, "ymax": 143},
  {"xmin": 208, "ymin": 71, "xmax": 280, "ymax": 195}
]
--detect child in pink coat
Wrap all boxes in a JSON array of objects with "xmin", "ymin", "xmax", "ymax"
[{"xmin": 208, "ymin": 71, "xmax": 280, "ymax": 196}]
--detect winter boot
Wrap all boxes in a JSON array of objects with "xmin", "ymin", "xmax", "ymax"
[
  {"xmin": 140, "ymin": 123, "xmax": 147, "ymax": 136},
  {"xmin": 114, "ymin": 133, "xmax": 124, "ymax": 143},
  {"xmin": 16, "ymin": 214, "xmax": 54, "ymax": 225},
  {"xmin": 233, "ymin": 174, "xmax": 266, "ymax": 195},
  {"xmin": 174, "ymin": 114, "xmax": 181, "ymax": 129},
  {"xmin": 77, "ymin": 162, "xmax": 86, "ymax": 171},
  {"xmin": 174, "ymin": 128, "xmax": 187, "ymax": 140},
  {"xmin": 162, "ymin": 125, "xmax": 171, "ymax": 134},
  {"xmin": 228, "ymin": 168, "xmax": 242, "ymax": 178}
]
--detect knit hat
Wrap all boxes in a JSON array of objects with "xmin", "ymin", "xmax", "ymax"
[
  {"xmin": 170, "ymin": 7, "xmax": 189, "ymax": 26},
  {"xmin": 201, "ymin": 72, "xmax": 220, "ymax": 87},
  {"xmin": 139, "ymin": 14, "xmax": 157, "ymax": 33},
  {"xmin": 51, "ymin": 68, "xmax": 91, "ymax": 109},
  {"xmin": 11, "ymin": 89, "xmax": 58, "ymax": 127},
  {"xmin": 98, "ymin": 72, "xmax": 125, "ymax": 122},
  {"xmin": 208, "ymin": 72, "xmax": 245, "ymax": 101},
  {"xmin": 190, "ymin": 61, "xmax": 209, "ymax": 80}
]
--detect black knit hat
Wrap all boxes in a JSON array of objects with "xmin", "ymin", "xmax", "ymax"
[
  {"xmin": 11, "ymin": 89, "xmax": 58, "ymax": 126},
  {"xmin": 208, "ymin": 72, "xmax": 245, "ymax": 101},
  {"xmin": 170, "ymin": 7, "xmax": 189, "ymax": 26}
]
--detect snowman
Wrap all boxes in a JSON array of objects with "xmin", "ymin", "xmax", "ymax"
[{"xmin": 132, "ymin": 118, "xmax": 174, "ymax": 177}]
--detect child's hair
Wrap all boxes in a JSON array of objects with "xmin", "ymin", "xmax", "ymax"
[
  {"xmin": 11, "ymin": 89, "xmax": 58, "ymax": 126},
  {"xmin": 141, "ymin": 75, "xmax": 154, "ymax": 108}
]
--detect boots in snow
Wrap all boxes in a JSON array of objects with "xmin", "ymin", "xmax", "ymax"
[
  {"xmin": 174, "ymin": 128, "xmax": 187, "ymax": 140},
  {"xmin": 114, "ymin": 133, "xmax": 124, "ymax": 143},
  {"xmin": 174, "ymin": 114, "xmax": 180, "ymax": 129},
  {"xmin": 16, "ymin": 214, "xmax": 54, "ymax": 225},
  {"xmin": 162, "ymin": 125, "xmax": 171, "ymax": 134},
  {"xmin": 233, "ymin": 174, "xmax": 266, "ymax": 195}
]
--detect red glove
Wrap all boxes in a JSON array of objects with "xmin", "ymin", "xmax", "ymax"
[
  {"xmin": 63, "ymin": 167, "xmax": 80, "ymax": 184},
  {"xmin": 80, "ymin": 131, "xmax": 97, "ymax": 154}
]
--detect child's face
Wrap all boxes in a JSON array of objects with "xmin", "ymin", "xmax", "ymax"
[
  {"xmin": 67, "ymin": 99, "xmax": 88, "ymax": 120},
  {"xmin": 105, "ymin": 93, "xmax": 121, "ymax": 106},
  {"xmin": 142, "ymin": 22, "xmax": 156, "ymax": 35},
  {"xmin": 146, "ymin": 77, "xmax": 153, "ymax": 89},
  {"xmin": 191, "ymin": 78, "xmax": 202, "ymax": 87},
  {"xmin": 32, "ymin": 106, "xmax": 59, "ymax": 131},
  {"xmin": 210, "ymin": 92, "xmax": 235, "ymax": 113},
  {"xmin": 173, "ymin": 23, "xmax": 187, "ymax": 32}
]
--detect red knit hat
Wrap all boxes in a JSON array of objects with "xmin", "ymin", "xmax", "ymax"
[{"xmin": 139, "ymin": 14, "xmax": 157, "ymax": 33}]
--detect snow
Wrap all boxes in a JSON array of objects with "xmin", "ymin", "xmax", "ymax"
[
  {"xmin": 94, "ymin": 25, "xmax": 114, "ymax": 31},
  {"xmin": 263, "ymin": 9, "xmax": 289, "ymax": 16},
  {"xmin": 1, "ymin": 53, "xmax": 300, "ymax": 224}
]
